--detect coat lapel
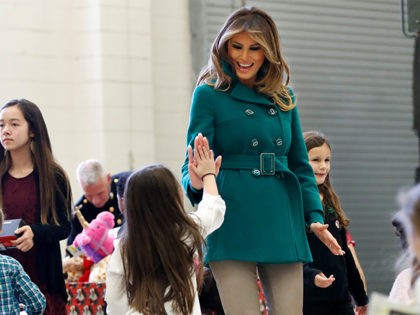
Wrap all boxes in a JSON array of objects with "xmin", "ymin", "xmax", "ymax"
[{"xmin": 230, "ymin": 82, "xmax": 273, "ymax": 106}]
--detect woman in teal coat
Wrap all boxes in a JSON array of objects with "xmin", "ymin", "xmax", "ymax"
[{"xmin": 182, "ymin": 7, "xmax": 343, "ymax": 315}]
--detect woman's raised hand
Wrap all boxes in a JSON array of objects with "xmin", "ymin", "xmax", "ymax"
[{"xmin": 310, "ymin": 222, "xmax": 345, "ymax": 256}]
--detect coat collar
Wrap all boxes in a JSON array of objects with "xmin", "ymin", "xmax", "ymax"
[
  {"xmin": 222, "ymin": 60, "xmax": 273, "ymax": 106},
  {"xmin": 230, "ymin": 82, "xmax": 273, "ymax": 105}
]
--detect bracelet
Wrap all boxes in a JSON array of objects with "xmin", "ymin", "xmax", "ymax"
[{"xmin": 201, "ymin": 172, "xmax": 216, "ymax": 181}]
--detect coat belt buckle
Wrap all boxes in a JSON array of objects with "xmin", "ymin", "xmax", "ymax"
[{"xmin": 260, "ymin": 153, "xmax": 275, "ymax": 175}]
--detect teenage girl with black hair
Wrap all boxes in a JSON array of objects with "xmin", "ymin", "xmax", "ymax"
[{"xmin": 0, "ymin": 99, "xmax": 72, "ymax": 314}]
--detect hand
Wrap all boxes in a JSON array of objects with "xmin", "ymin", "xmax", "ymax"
[
  {"xmin": 194, "ymin": 133, "xmax": 222, "ymax": 175},
  {"xmin": 314, "ymin": 272, "xmax": 335, "ymax": 288},
  {"xmin": 188, "ymin": 145, "xmax": 203, "ymax": 190},
  {"xmin": 310, "ymin": 222, "xmax": 345, "ymax": 255},
  {"xmin": 355, "ymin": 305, "xmax": 368, "ymax": 315},
  {"xmin": 192, "ymin": 144, "xmax": 217, "ymax": 178},
  {"xmin": 12, "ymin": 225, "xmax": 34, "ymax": 252},
  {"xmin": 188, "ymin": 133, "xmax": 221, "ymax": 190}
]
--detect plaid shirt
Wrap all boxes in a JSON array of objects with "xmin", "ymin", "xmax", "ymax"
[{"xmin": 0, "ymin": 254, "xmax": 46, "ymax": 315}]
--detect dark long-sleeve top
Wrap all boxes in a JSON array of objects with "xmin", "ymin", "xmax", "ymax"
[
  {"xmin": 303, "ymin": 205, "xmax": 368, "ymax": 307},
  {"xmin": 34, "ymin": 170, "xmax": 72, "ymax": 300},
  {"xmin": 2, "ymin": 169, "xmax": 72, "ymax": 300}
]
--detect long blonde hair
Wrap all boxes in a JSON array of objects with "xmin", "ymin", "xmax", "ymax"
[{"xmin": 197, "ymin": 6, "xmax": 295, "ymax": 111}]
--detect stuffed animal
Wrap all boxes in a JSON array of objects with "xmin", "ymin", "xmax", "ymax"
[{"xmin": 73, "ymin": 208, "xmax": 115, "ymax": 263}]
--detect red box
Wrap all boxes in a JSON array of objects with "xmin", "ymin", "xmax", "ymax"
[{"xmin": 0, "ymin": 219, "xmax": 25, "ymax": 250}]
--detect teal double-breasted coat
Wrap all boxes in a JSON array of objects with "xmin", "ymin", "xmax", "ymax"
[{"xmin": 181, "ymin": 81, "xmax": 323, "ymax": 264}]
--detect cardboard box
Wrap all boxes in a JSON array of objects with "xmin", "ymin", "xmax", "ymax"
[{"xmin": 0, "ymin": 219, "xmax": 26, "ymax": 250}]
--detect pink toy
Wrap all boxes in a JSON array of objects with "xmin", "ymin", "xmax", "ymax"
[{"xmin": 73, "ymin": 209, "xmax": 115, "ymax": 263}]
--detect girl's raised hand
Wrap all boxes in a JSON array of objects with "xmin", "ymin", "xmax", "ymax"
[
  {"xmin": 192, "ymin": 144, "xmax": 215, "ymax": 179},
  {"xmin": 188, "ymin": 133, "xmax": 222, "ymax": 190}
]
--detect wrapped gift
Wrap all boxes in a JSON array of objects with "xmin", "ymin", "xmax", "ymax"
[{"xmin": 66, "ymin": 282, "xmax": 106, "ymax": 315}]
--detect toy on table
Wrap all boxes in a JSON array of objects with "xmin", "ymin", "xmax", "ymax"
[{"xmin": 73, "ymin": 206, "xmax": 115, "ymax": 263}]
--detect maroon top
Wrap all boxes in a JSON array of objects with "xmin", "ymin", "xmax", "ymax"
[{"xmin": 2, "ymin": 172, "xmax": 40, "ymax": 284}]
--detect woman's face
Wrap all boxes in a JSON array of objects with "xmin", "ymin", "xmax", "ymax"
[
  {"xmin": 0, "ymin": 105, "xmax": 33, "ymax": 153},
  {"xmin": 227, "ymin": 31, "xmax": 265, "ymax": 88}
]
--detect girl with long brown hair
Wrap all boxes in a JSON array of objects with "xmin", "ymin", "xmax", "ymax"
[
  {"xmin": 0, "ymin": 98, "xmax": 72, "ymax": 314},
  {"xmin": 303, "ymin": 130, "xmax": 368, "ymax": 315},
  {"xmin": 106, "ymin": 134, "xmax": 225, "ymax": 314}
]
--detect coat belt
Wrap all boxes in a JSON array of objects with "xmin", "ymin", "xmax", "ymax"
[{"xmin": 220, "ymin": 153, "xmax": 288, "ymax": 176}]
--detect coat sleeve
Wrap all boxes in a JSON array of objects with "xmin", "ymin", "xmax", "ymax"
[
  {"xmin": 181, "ymin": 84, "xmax": 216, "ymax": 205},
  {"xmin": 31, "ymin": 170, "xmax": 72, "ymax": 244},
  {"xmin": 287, "ymin": 103, "xmax": 324, "ymax": 225}
]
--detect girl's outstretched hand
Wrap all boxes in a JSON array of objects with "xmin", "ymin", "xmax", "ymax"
[
  {"xmin": 191, "ymin": 144, "xmax": 216, "ymax": 178},
  {"xmin": 310, "ymin": 222, "xmax": 345, "ymax": 256},
  {"xmin": 190, "ymin": 135, "xmax": 222, "ymax": 196},
  {"xmin": 188, "ymin": 133, "xmax": 221, "ymax": 190},
  {"xmin": 314, "ymin": 272, "xmax": 335, "ymax": 288}
]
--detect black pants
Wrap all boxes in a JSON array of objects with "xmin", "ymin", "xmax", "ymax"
[{"xmin": 303, "ymin": 301, "xmax": 355, "ymax": 315}]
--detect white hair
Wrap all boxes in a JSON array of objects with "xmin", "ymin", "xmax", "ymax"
[{"xmin": 76, "ymin": 159, "xmax": 107, "ymax": 185}]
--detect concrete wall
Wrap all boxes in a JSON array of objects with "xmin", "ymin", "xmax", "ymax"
[{"xmin": 0, "ymin": 0, "xmax": 192, "ymax": 199}]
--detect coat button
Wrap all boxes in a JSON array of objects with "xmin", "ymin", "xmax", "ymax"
[
  {"xmin": 251, "ymin": 139, "xmax": 259, "ymax": 147},
  {"xmin": 267, "ymin": 107, "xmax": 277, "ymax": 116},
  {"xmin": 252, "ymin": 169, "xmax": 261, "ymax": 176},
  {"xmin": 274, "ymin": 138, "xmax": 283, "ymax": 146},
  {"xmin": 109, "ymin": 207, "xmax": 115, "ymax": 213},
  {"xmin": 244, "ymin": 109, "xmax": 254, "ymax": 116}
]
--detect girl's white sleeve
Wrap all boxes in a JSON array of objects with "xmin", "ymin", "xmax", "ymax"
[
  {"xmin": 190, "ymin": 193, "xmax": 226, "ymax": 238},
  {"xmin": 105, "ymin": 240, "xmax": 131, "ymax": 314}
]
